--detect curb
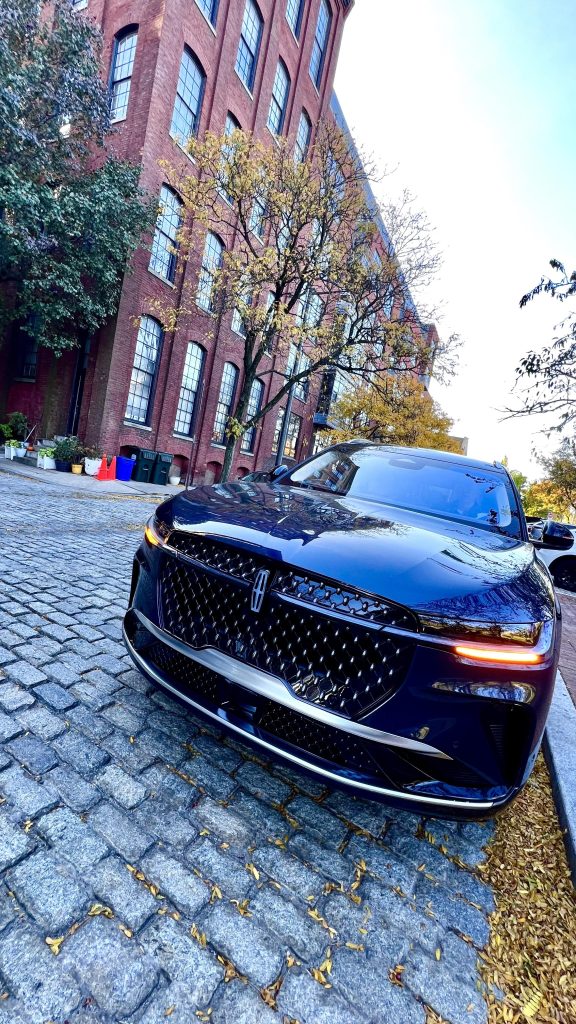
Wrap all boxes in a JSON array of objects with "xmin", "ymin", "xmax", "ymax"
[
  {"xmin": 0, "ymin": 458, "xmax": 178, "ymax": 500},
  {"xmin": 544, "ymin": 669, "xmax": 576, "ymax": 885}
]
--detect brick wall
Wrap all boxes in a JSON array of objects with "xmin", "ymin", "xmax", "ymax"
[{"xmin": 1, "ymin": 0, "xmax": 353, "ymax": 475}]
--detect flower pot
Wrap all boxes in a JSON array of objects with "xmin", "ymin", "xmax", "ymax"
[
  {"xmin": 42, "ymin": 457, "xmax": 56, "ymax": 470},
  {"xmin": 14, "ymin": 445, "xmax": 26, "ymax": 458},
  {"xmin": 4, "ymin": 445, "xmax": 15, "ymax": 460},
  {"xmin": 84, "ymin": 457, "xmax": 101, "ymax": 477},
  {"xmin": 71, "ymin": 463, "xmax": 83, "ymax": 475},
  {"xmin": 168, "ymin": 473, "xmax": 181, "ymax": 486},
  {"xmin": 55, "ymin": 459, "xmax": 71, "ymax": 472}
]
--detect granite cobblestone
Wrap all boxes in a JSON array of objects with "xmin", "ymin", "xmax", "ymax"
[{"xmin": 0, "ymin": 474, "xmax": 495, "ymax": 1023}]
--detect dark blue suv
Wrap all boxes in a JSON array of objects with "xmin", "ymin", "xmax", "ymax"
[{"xmin": 124, "ymin": 442, "xmax": 569, "ymax": 818}]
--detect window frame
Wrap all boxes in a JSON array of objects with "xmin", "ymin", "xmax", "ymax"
[
  {"xmin": 240, "ymin": 378, "xmax": 264, "ymax": 452},
  {"xmin": 294, "ymin": 109, "xmax": 312, "ymax": 162},
  {"xmin": 235, "ymin": 0, "xmax": 263, "ymax": 93},
  {"xmin": 149, "ymin": 185, "xmax": 183, "ymax": 284},
  {"xmin": 194, "ymin": 0, "xmax": 219, "ymax": 28},
  {"xmin": 196, "ymin": 231, "xmax": 225, "ymax": 312},
  {"xmin": 174, "ymin": 342, "xmax": 206, "ymax": 437},
  {"xmin": 170, "ymin": 47, "xmax": 206, "ymax": 148},
  {"xmin": 109, "ymin": 26, "xmax": 138, "ymax": 124},
  {"xmin": 285, "ymin": 0, "xmax": 305, "ymax": 38},
  {"xmin": 267, "ymin": 59, "xmax": 291, "ymax": 136},
  {"xmin": 125, "ymin": 316, "xmax": 164, "ymax": 426},
  {"xmin": 309, "ymin": 0, "xmax": 332, "ymax": 89},
  {"xmin": 212, "ymin": 362, "xmax": 239, "ymax": 445}
]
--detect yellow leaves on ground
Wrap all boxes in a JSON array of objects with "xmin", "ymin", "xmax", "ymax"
[
  {"xmin": 479, "ymin": 754, "xmax": 576, "ymax": 1023},
  {"xmin": 88, "ymin": 903, "xmax": 114, "ymax": 918},
  {"xmin": 45, "ymin": 936, "xmax": 65, "ymax": 955},
  {"xmin": 306, "ymin": 907, "xmax": 337, "ymax": 939},
  {"xmin": 230, "ymin": 898, "xmax": 252, "ymax": 918},
  {"xmin": 190, "ymin": 923, "xmax": 207, "ymax": 947},
  {"xmin": 245, "ymin": 862, "xmax": 260, "ymax": 881},
  {"xmin": 126, "ymin": 864, "xmax": 163, "ymax": 899}
]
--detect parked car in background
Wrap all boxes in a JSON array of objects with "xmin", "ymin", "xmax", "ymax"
[
  {"xmin": 529, "ymin": 519, "xmax": 576, "ymax": 590},
  {"xmin": 124, "ymin": 443, "xmax": 572, "ymax": 819}
]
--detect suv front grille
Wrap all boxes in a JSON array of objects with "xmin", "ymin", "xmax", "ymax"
[{"xmin": 160, "ymin": 555, "xmax": 414, "ymax": 719}]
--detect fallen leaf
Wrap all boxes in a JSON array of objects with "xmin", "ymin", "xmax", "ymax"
[
  {"xmin": 88, "ymin": 903, "xmax": 114, "ymax": 918},
  {"xmin": 45, "ymin": 936, "xmax": 65, "ymax": 955}
]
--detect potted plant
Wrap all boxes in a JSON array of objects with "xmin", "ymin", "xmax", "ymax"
[
  {"xmin": 6, "ymin": 412, "xmax": 28, "ymax": 456},
  {"xmin": 37, "ymin": 447, "xmax": 56, "ymax": 470},
  {"xmin": 4, "ymin": 439, "xmax": 20, "ymax": 460},
  {"xmin": 71, "ymin": 443, "xmax": 84, "ymax": 475},
  {"xmin": 83, "ymin": 444, "xmax": 103, "ymax": 477},
  {"xmin": 53, "ymin": 436, "xmax": 79, "ymax": 472}
]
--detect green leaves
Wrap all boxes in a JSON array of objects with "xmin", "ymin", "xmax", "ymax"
[{"xmin": 0, "ymin": 0, "xmax": 154, "ymax": 354}]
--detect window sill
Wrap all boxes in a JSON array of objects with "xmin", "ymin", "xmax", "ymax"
[
  {"xmin": 173, "ymin": 432, "xmax": 195, "ymax": 440},
  {"xmin": 210, "ymin": 442, "xmax": 227, "ymax": 450},
  {"xmin": 234, "ymin": 71, "xmax": 255, "ymax": 101},
  {"xmin": 239, "ymin": 450, "xmax": 255, "ymax": 457},
  {"xmin": 123, "ymin": 422, "xmax": 152, "ymax": 431},
  {"xmin": 265, "ymin": 124, "xmax": 282, "ymax": 147},
  {"xmin": 170, "ymin": 133, "xmax": 197, "ymax": 164},
  {"xmin": 12, "ymin": 377, "xmax": 36, "ymax": 384},
  {"xmin": 73, "ymin": 0, "xmax": 88, "ymax": 9},
  {"xmin": 110, "ymin": 113, "xmax": 127, "ymax": 125},
  {"xmin": 196, "ymin": 301, "xmax": 217, "ymax": 316},
  {"xmin": 195, "ymin": 2, "xmax": 218, "ymax": 35},
  {"xmin": 148, "ymin": 267, "xmax": 176, "ymax": 289},
  {"xmin": 286, "ymin": 19, "xmax": 301, "ymax": 45}
]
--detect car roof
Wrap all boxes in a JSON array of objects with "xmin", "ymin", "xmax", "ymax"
[{"xmin": 335, "ymin": 440, "xmax": 506, "ymax": 474}]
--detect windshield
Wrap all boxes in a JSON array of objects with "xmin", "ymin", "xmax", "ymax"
[{"xmin": 282, "ymin": 447, "xmax": 521, "ymax": 538}]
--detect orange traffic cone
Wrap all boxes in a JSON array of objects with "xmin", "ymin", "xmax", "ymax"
[
  {"xmin": 96, "ymin": 455, "xmax": 108, "ymax": 481},
  {"xmin": 107, "ymin": 456, "xmax": 117, "ymax": 480}
]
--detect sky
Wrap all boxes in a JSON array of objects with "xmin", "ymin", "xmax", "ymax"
[{"xmin": 334, "ymin": 0, "xmax": 576, "ymax": 478}]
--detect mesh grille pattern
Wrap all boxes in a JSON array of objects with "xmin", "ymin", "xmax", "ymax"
[
  {"xmin": 273, "ymin": 570, "xmax": 417, "ymax": 629},
  {"xmin": 167, "ymin": 534, "xmax": 417, "ymax": 630},
  {"xmin": 160, "ymin": 558, "xmax": 414, "ymax": 718},
  {"xmin": 167, "ymin": 535, "xmax": 266, "ymax": 583},
  {"xmin": 257, "ymin": 702, "xmax": 371, "ymax": 771}
]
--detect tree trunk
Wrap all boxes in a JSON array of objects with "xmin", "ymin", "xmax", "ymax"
[{"xmin": 220, "ymin": 434, "xmax": 238, "ymax": 482}]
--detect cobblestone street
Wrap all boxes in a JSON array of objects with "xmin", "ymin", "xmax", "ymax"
[{"xmin": 0, "ymin": 472, "xmax": 498, "ymax": 1024}]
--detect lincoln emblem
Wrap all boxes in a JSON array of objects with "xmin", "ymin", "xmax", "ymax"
[{"xmin": 250, "ymin": 568, "xmax": 270, "ymax": 613}]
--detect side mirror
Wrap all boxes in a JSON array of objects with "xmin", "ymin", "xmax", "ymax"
[
  {"xmin": 270, "ymin": 465, "xmax": 288, "ymax": 480},
  {"xmin": 539, "ymin": 521, "xmax": 574, "ymax": 551}
]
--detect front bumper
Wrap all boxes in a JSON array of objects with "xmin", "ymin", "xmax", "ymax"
[{"xmin": 124, "ymin": 542, "xmax": 558, "ymax": 819}]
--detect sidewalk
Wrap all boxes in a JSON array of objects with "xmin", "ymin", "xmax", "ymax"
[
  {"xmin": 557, "ymin": 589, "xmax": 576, "ymax": 707},
  {"xmin": 0, "ymin": 455, "xmax": 181, "ymax": 499}
]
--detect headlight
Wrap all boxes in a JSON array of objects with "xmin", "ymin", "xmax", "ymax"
[
  {"xmin": 144, "ymin": 516, "xmax": 170, "ymax": 547},
  {"xmin": 418, "ymin": 615, "xmax": 554, "ymax": 666}
]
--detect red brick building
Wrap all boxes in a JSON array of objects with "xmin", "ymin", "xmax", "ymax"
[{"xmin": 2, "ymin": 0, "xmax": 355, "ymax": 482}]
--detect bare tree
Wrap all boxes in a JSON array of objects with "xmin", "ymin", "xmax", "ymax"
[
  {"xmin": 157, "ymin": 119, "xmax": 443, "ymax": 480},
  {"xmin": 510, "ymin": 259, "xmax": 576, "ymax": 429}
]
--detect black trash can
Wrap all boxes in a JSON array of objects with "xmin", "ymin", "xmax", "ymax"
[
  {"xmin": 132, "ymin": 448, "xmax": 156, "ymax": 484},
  {"xmin": 151, "ymin": 452, "xmax": 173, "ymax": 486}
]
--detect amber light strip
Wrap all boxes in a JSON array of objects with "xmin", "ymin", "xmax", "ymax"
[{"xmin": 454, "ymin": 645, "xmax": 542, "ymax": 665}]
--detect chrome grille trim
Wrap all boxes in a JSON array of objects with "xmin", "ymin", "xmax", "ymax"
[{"xmin": 132, "ymin": 609, "xmax": 451, "ymax": 759}]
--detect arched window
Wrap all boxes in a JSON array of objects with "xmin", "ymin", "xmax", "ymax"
[
  {"xmin": 170, "ymin": 48, "xmax": 206, "ymax": 146},
  {"xmin": 310, "ymin": 0, "xmax": 331, "ymax": 88},
  {"xmin": 241, "ymin": 379, "xmax": 264, "ymax": 452},
  {"xmin": 235, "ymin": 0, "xmax": 263, "ymax": 92},
  {"xmin": 195, "ymin": 0, "xmax": 219, "ymax": 28},
  {"xmin": 267, "ymin": 60, "xmax": 290, "ymax": 135},
  {"xmin": 174, "ymin": 343, "xmax": 205, "ymax": 436},
  {"xmin": 125, "ymin": 316, "xmax": 163, "ymax": 424},
  {"xmin": 294, "ymin": 109, "xmax": 312, "ymax": 162},
  {"xmin": 286, "ymin": 0, "xmax": 304, "ymax": 38},
  {"xmin": 109, "ymin": 27, "xmax": 138, "ymax": 122},
  {"xmin": 219, "ymin": 113, "xmax": 241, "ymax": 201},
  {"xmin": 197, "ymin": 231, "xmax": 224, "ymax": 311},
  {"xmin": 149, "ymin": 186, "xmax": 183, "ymax": 283},
  {"xmin": 212, "ymin": 363, "xmax": 239, "ymax": 444}
]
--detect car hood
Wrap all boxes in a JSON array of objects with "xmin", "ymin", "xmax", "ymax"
[{"xmin": 164, "ymin": 481, "xmax": 554, "ymax": 623}]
